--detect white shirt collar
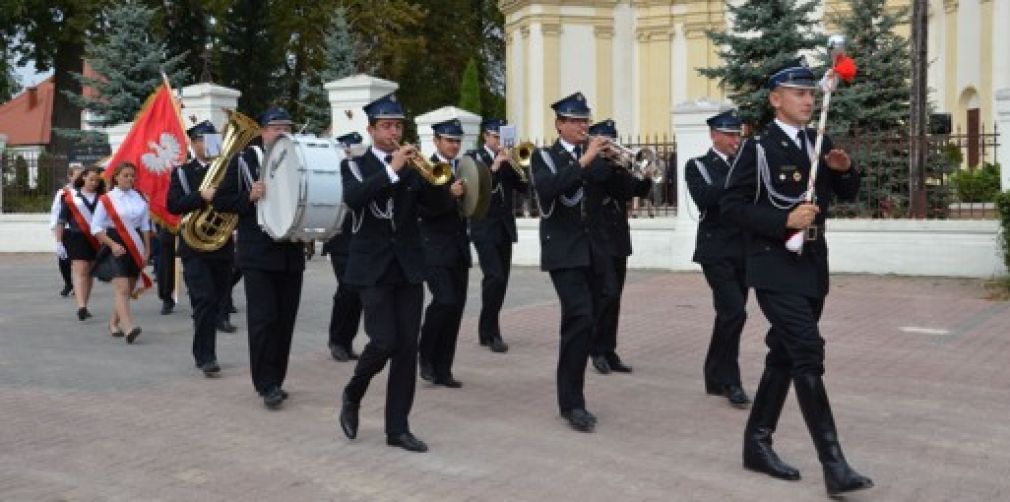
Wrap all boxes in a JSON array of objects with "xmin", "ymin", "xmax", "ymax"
[
  {"xmin": 711, "ymin": 148, "xmax": 730, "ymax": 165},
  {"xmin": 483, "ymin": 144, "xmax": 496, "ymax": 159},
  {"xmin": 774, "ymin": 119, "xmax": 806, "ymax": 148},
  {"xmin": 371, "ymin": 146, "xmax": 393, "ymax": 167},
  {"xmin": 435, "ymin": 152, "xmax": 454, "ymax": 164},
  {"xmin": 558, "ymin": 138, "xmax": 578, "ymax": 155}
]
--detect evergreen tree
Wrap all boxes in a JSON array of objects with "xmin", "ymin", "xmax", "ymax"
[
  {"xmin": 458, "ymin": 58, "xmax": 481, "ymax": 115},
  {"xmin": 699, "ymin": 0, "xmax": 821, "ymax": 128},
  {"xmin": 65, "ymin": 1, "xmax": 189, "ymax": 127},
  {"xmin": 215, "ymin": 0, "xmax": 282, "ymax": 116},
  {"xmin": 825, "ymin": 0, "xmax": 910, "ymax": 134},
  {"xmin": 147, "ymin": 0, "xmax": 223, "ymax": 83},
  {"xmin": 1, "ymin": 52, "xmax": 21, "ymax": 102},
  {"xmin": 299, "ymin": 6, "xmax": 358, "ymax": 135}
]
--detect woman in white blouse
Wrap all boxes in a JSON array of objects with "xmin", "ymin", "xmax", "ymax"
[
  {"xmin": 55, "ymin": 166, "xmax": 105, "ymax": 321},
  {"xmin": 91, "ymin": 162, "xmax": 151, "ymax": 343}
]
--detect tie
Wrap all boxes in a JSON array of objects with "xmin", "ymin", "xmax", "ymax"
[
  {"xmin": 797, "ymin": 131, "xmax": 808, "ymax": 157},
  {"xmin": 452, "ymin": 159, "xmax": 458, "ymax": 174},
  {"xmin": 384, "ymin": 154, "xmax": 393, "ymax": 164},
  {"xmin": 573, "ymin": 146, "xmax": 582, "ymax": 159}
]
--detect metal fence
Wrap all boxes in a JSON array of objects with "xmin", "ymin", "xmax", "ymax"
[
  {"xmin": 831, "ymin": 124, "xmax": 1001, "ymax": 219},
  {"xmin": 1, "ymin": 150, "xmax": 71, "ymax": 214}
]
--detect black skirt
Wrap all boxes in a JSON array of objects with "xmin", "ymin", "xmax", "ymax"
[
  {"xmin": 92, "ymin": 228, "xmax": 142, "ymax": 281},
  {"xmin": 64, "ymin": 230, "xmax": 98, "ymax": 262}
]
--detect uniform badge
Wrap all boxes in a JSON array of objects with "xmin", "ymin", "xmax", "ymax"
[{"xmin": 793, "ymin": 171, "xmax": 802, "ymax": 182}]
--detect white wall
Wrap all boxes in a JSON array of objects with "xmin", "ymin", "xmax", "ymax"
[
  {"xmin": 558, "ymin": 23, "xmax": 596, "ymax": 108},
  {"xmin": 507, "ymin": 217, "xmax": 1004, "ymax": 279}
]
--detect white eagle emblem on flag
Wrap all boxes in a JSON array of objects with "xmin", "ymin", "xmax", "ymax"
[{"xmin": 140, "ymin": 133, "xmax": 182, "ymax": 174}]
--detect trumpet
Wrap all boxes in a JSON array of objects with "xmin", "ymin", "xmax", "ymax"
[
  {"xmin": 504, "ymin": 141, "xmax": 533, "ymax": 182},
  {"xmin": 582, "ymin": 134, "xmax": 663, "ymax": 182},
  {"xmin": 393, "ymin": 142, "xmax": 452, "ymax": 185}
]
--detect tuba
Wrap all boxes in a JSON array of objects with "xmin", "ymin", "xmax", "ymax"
[{"xmin": 180, "ymin": 109, "xmax": 261, "ymax": 252}]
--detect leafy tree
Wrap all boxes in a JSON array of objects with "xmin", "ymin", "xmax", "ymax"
[
  {"xmin": 146, "ymin": 0, "xmax": 227, "ymax": 84},
  {"xmin": 458, "ymin": 58, "xmax": 481, "ymax": 114},
  {"xmin": 66, "ymin": 1, "xmax": 189, "ymax": 127},
  {"xmin": 699, "ymin": 0, "xmax": 821, "ymax": 128},
  {"xmin": 1, "ymin": 50, "xmax": 21, "ymax": 102},
  {"xmin": 2, "ymin": 0, "xmax": 111, "ymax": 153}
]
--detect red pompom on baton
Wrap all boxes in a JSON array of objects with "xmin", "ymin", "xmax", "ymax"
[{"xmin": 785, "ymin": 35, "xmax": 854, "ymax": 254}]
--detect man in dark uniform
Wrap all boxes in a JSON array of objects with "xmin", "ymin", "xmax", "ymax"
[
  {"xmin": 337, "ymin": 93, "xmax": 450, "ymax": 453},
  {"xmin": 466, "ymin": 118, "xmax": 527, "ymax": 353},
  {"xmin": 167, "ymin": 120, "xmax": 235, "ymax": 377},
  {"xmin": 417, "ymin": 119, "xmax": 469, "ymax": 388},
  {"xmin": 531, "ymin": 92, "xmax": 613, "ymax": 432},
  {"xmin": 212, "ymin": 107, "xmax": 305, "ymax": 410},
  {"xmin": 721, "ymin": 57, "xmax": 873, "ymax": 496},
  {"xmin": 585, "ymin": 119, "xmax": 652, "ymax": 376},
  {"xmin": 685, "ymin": 110, "xmax": 750, "ymax": 408},
  {"xmin": 323, "ymin": 131, "xmax": 365, "ymax": 362}
]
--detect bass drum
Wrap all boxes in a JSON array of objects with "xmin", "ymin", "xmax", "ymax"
[{"xmin": 257, "ymin": 133, "xmax": 347, "ymax": 242}]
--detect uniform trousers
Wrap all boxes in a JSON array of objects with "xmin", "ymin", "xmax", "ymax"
[
  {"xmin": 701, "ymin": 259, "xmax": 748, "ymax": 387},
  {"xmin": 590, "ymin": 255, "xmax": 626, "ymax": 357},
  {"xmin": 344, "ymin": 267, "xmax": 424, "ymax": 435},
  {"xmin": 548, "ymin": 265, "xmax": 602, "ymax": 413},
  {"xmin": 243, "ymin": 269, "xmax": 302, "ymax": 394},
  {"xmin": 156, "ymin": 227, "xmax": 176, "ymax": 303},
  {"xmin": 183, "ymin": 256, "xmax": 232, "ymax": 366},
  {"xmin": 418, "ymin": 265, "xmax": 468, "ymax": 379},
  {"xmin": 755, "ymin": 290, "xmax": 826, "ymax": 376},
  {"xmin": 327, "ymin": 254, "xmax": 361, "ymax": 350},
  {"xmin": 473, "ymin": 239, "xmax": 512, "ymax": 340}
]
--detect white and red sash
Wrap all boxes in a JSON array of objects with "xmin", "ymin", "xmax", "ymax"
[
  {"xmin": 99, "ymin": 194, "xmax": 153, "ymax": 296},
  {"xmin": 63, "ymin": 189, "xmax": 100, "ymax": 251}
]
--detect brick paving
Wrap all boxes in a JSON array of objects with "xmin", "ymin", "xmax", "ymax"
[{"xmin": 1, "ymin": 252, "xmax": 1009, "ymax": 501}]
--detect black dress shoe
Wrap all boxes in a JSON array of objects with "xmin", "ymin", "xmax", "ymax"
[
  {"xmin": 606, "ymin": 353, "xmax": 633, "ymax": 373},
  {"xmin": 339, "ymin": 394, "xmax": 359, "ymax": 439},
  {"xmin": 279, "ymin": 388, "xmax": 289, "ymax": 400},
  {"xmin": 723, "ymin": 384, "xmax": 751, "ymax": 408},
  {"xmin": 60, "ymin": 285, "xmax": 73, "ymax": 297},
  {"xmin": 419, "ymin": 359, "xmax": 434, "ymax": 382},
  {"xmin": 160, "ymin": 300, "xmax": 175, "ymax": 315},
  {"xmin": 216, "ymin": 319, "xmax": 237, "ymax": 333},
  {"xmin": 433, "ymin": 376, "xmax": 463, "ymax": 388},
  {"xmin": 561, "ymin": 409, "xmax": 596, "ymax": 432},
  {"xmin": 263, "ymin": 387, "xmax": 284, "ymax": 409},
  {"xmin": 201, "ymin": 360, "xmax": 221, "ymax": 377},
  {"xmin": 329, "ymin": 344, "xmax": 351, "ymax": 362},
  {"xmin": 77, "ymin": 307, "xmax": 92, "ymax": 321},
  {"xmin": 591, "ymin": 355, "xmax": 611, "ymax": 375},
  {"xmin": 489, "ymin": 335, "xmax": 509, "ymax": 353},
  {"xmin": 386, "ymin": 432, "xmax": 428, "ymax": 452},
  {"xmin": 125, "ymin": 327, "xmax": 142, "ymax": 344}
]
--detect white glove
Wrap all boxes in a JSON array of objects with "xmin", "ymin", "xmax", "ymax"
[{"xmin": 55, "ymin": 242, "xmax": 68, "ymax": 260}]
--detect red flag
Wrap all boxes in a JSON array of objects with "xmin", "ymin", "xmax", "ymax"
[{"xmin": 104, "ymin": 82, "xmax": 188, "ymax": 230}]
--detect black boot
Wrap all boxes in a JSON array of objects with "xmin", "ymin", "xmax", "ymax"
[
  {"xmin": 743, "ymin": 368, "xmax": 801, "ymax": 481},
  {"xmin": 793, "ymin": 374, "xmax": 873, "ymax": 496}
]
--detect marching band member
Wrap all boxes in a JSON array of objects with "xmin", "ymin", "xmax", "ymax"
[
  {"xmin": 51, "ymin": 166, "xmax": 84, "ymax": 297},
  {"xmin": 323, "ymin": 131, "xmax": 364, "ymax": 362},
  {"xmin": 585, "ymin": 119, "xmax": 652, "ymax": 376},
  {"xmin": 213, "ymin": 107, "xmax": 304, "ymax": 409},
  {"xmin": 167, "ymin": 121, "xmax": 235, "ymax": 377},
  {"xmin": 530, "ymin": 92, "xmax": 613, "ymax": 432},
  {"xmin": 467, "ymin": 118, "xmax": 527, "ymax": 353},
  {"xmin": 55, "ymin": 166, "xmax": 105, "ymax": 320},
  {"xmin": 418, "ymin": 118, "xmax": 469, "ymax": 388},
  {"xmin": 721, "ymin": 57, "xmax": 872, "ymax": 495},
  {"xmin": 337, "ymin": 93, "xmax": 451, "ymax": 452},
  {"xmin": 685, "ymin": 110, "xmax": 752, "ymax": 408},
  {"xmin": 91, "ymin": 162, "xmax": 151, "ymax": 344}
]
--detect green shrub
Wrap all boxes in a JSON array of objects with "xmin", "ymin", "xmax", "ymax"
[
  {"xmin": 951, "ymin": 162, "xmax": 1001, "ymax": 202},
  {"xmin": 996, "ymin": 190, "xmax": 1010, "ymax": 271}
]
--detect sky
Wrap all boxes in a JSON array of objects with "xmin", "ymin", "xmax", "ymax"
[{"xmin": 14, "ymin": 61, "xmax": 53, "ymax": 88}]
